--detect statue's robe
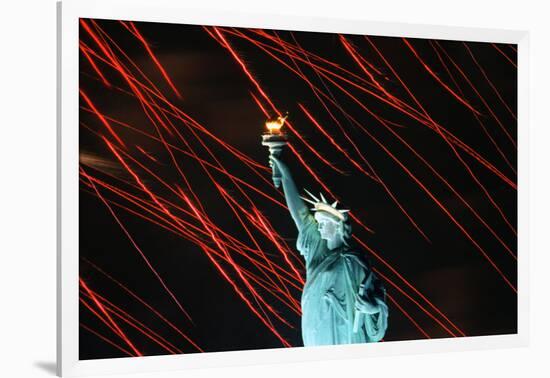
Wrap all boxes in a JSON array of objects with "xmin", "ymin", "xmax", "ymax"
[{"xmin": 297, "ymin": 214, "xmax": 388, "ymax": 346}]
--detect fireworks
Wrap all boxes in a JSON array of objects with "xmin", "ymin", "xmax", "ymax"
[{"xmin": 78, "ymin": 19, "xmax": 517, "ymax": 357}]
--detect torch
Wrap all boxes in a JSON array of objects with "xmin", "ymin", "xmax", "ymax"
[{"xmin": 261, "ymin": 113, "xmax": 288, "ymax": 188}]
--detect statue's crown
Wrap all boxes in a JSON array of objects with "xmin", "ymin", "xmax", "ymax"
[{"xmin": 300, "ymin": 189, "xmax": 349, "ymax": 221}]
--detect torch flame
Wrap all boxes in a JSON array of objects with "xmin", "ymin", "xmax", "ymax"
[{"xmin": 265, "ymin": 114, "xmax": 288, "ymax": 134}]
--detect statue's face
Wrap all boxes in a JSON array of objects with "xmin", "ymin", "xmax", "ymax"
[{"xmin": 315, "ymin": 212, "xmax": 342, "ymax": 242}]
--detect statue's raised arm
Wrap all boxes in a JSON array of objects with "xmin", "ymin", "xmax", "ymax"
[{"xmin": 269, "ymin": 155, "xmax": 310, "ymax": 231}]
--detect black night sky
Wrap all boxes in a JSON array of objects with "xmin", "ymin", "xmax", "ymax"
[{"xmin": 79, "ymin": 18, "xmax": 517, "ymax": 360}]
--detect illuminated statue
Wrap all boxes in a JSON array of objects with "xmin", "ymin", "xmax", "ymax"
[{"xmin": 268, "ymin": 153, "xmax": 389, "ymax": 346}]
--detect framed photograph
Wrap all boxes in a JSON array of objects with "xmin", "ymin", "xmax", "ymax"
[{"xmin": 57, "ymin": 0, "xmax": 529, "ymax": 376}]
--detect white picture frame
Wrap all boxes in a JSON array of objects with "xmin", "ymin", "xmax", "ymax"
[{"xmin": 57, "ymin": 0, "xmax": 529, "ymax": 376}]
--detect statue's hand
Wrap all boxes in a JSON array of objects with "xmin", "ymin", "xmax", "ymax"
[
  {"xmin": 355, "ymin": 293, "xmax": 380, "ymax": 315},
  {"xmin": 269, "ymin": 155, "xmax": 289, "ymax": 178}
]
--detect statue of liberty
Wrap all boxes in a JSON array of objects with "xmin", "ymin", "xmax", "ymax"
[{"xmin": 268, "ymin": 154, "xmax": 388, "ymax": 346}]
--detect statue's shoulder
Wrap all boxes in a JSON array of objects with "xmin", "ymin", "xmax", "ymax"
[
  {"xmin": 299, "ymin": 213, "xmax": 317, "ymax": 229},
  {"xmin": 298, "ymin": 214, "xmax": 320, "ymax": 240},
  {"xmin": 341, "ymin": 248, "xmax": 372, "ymax": 269},
  {"xmin": 297, "ymin": 214, "xmax": 323, "ymax": 258}
]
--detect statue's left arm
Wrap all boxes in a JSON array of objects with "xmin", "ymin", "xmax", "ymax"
[{"xmin": 355, "ymin": 270, "xmax": 389, "ymax": 341}]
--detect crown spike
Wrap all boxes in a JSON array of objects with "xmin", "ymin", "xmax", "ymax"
[
  {"xmin": 331, "ymin": 200, "xmax": 338, "ymax": 208},
  {"xmin": 300, "ymin": 196, "xmax": 317, "ymax": 206},
  {"xmin": 304, "ymin": 188, "xmax": 320, "ymax": 202},
  {"xmin": 319, "ymin": 192, "xmax": 327, "ymax": 203}
]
